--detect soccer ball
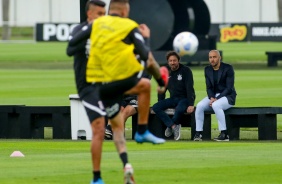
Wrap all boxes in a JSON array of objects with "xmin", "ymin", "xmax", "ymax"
[{"xmin": 173, "ymin": 32, "xmax": 199, "ymax": 56}]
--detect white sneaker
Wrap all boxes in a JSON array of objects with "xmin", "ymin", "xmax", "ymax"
[{"xmin": 124, "ymin": 163, "xmax": 135, "ymax": 184}]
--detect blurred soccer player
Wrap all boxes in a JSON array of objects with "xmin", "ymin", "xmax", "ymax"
[
  {"xmin": 105, "ymin": 71, "xmax": 152, "ymax": 140},
  {"xmin": 68, "ymin": 0, "xmax": 168, "ymax": 183},
  {"xmin": 66, "ymin": 1, "xmax": 106, "ymax": 184}
]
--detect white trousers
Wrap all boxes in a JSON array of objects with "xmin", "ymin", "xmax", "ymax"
[{"xmin": 195, "ymin": 94, "xmax": 233, "ymax": 131}]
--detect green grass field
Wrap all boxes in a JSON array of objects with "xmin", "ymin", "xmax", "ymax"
[
  {"xmin": 1, "ymin": 68, "xmax": 281, "ymax": 107},
  {"xmin": 1, "ymin": 42, "xmax": 282, "ymax": 63},
  {"xmin": 0, "ymin": 42, "xmax": 282, "ymax": 106},
  {"xmin": 1, "ymin": 42, "xmax": 281, "ymax": 129},
  {"xmin": 0, "ymin": 42, "xmax": 282, "ymax": 183},
  {"xmin": 1, "ymin": 140, "xmax": 282, "ymax": 184}
]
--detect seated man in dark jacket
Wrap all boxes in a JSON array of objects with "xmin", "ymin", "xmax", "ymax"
[
  {"xmin": 193, "ymin": 50, "xmax": 236, "ymax": 142},
  {"xmin": 152, "ymin": 51, "xmax": 195, "ymax": 140}
]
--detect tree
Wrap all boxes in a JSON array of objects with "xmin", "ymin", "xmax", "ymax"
[{"xmin": 2, "ymin": 0, "xmax": 10, "ymax": 40}]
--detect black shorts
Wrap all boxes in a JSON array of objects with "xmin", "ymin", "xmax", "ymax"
[
  {"xmin": 121, "ymin": 95, "xmax": 138, "ymax": 109},
  {"xmin": 79, "ymin": 84, "xmax": 106, "ymax": 123},
  {"xmin": 99, "ymin": 73, "xmax": 140, "ymax": 118}
]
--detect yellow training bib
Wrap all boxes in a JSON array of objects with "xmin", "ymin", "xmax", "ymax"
[{"xmin": 87, "ymin": 16, "xmax": 144, "ymax": 82}]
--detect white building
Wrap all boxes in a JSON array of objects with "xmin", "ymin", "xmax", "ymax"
[{"xmin": 0, "ymin": 0, "xmax": 279, "ymax": 27}]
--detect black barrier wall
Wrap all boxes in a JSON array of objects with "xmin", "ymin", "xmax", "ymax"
[
  {"xmin": 36, "ymin": 22, "xmax": 282, "ymax": 43},
  {"xmin": 78, "ymin": 0, "xmax": 212, "ymax": 51},
  {"xmin": 250, "ymin": 23, "xmax": 282, "ymax": 41},
  {"xmin": 0, "ymin": 105, "xmax": 71, "ymax": 139},
  {"xmin": 209, "ymin": 23, "xmax": 282, "ymax": 42},
  {"xmin": 129, "ymin": 0, "xmax": 211, "ymax": 51},
  {"xmin": 37, "ymin": 0, "xmax": 282, "ymax": 43},
  {"xmin": 80, "ymin": 0, "xmax": 88, "ymax": 23}
]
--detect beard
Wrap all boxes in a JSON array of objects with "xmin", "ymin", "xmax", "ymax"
[
  {"xmin": 211, "ymin": 61, "xmax": 219, "ymax": 67},
  {"xmin": 169, "ymin": 64, "xmax": 179, "ymax": 71}
]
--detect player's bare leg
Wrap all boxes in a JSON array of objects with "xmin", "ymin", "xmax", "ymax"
[
  {"xmin": 125, "ymin": 79, "xmax": 165, "ymax": 144},
  {"xmin": 110, "ymin": 112, "xmax": 127, "ymax": 154},
  {"xmin": 122, "ymin": 105, "xmax": 137, "ymax": 122},
  {"xmin": 110, "ymin": 112, "xmax": 135, "ymax": 184},
  {"xmin": 125, "ymin": 78, "xmax": 150, "ymax": 125},
  {"xmin": 90, "ymin": 116, "xmax": 105, "ymax": 183}
]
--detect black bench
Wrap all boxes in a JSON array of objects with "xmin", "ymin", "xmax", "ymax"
[
  {"xmin": 0, "ymin": 105, "xmax": 24, "ymax": 138},
  {"xmin": 132, "ymin": 108, "xmax": 211, "ymax": 140},
  {"xmin": 265, "ymin": 52, "xmax": 282, "ymax": 67},
  {"xmin": 223, "ymin": 107, "xmax": 282, "ymax": 140},
  {"xmin": 16, "ymin": 106, "xmax": 71, "ymax": 139},
  {"xmin": 132, "ymin": 107, "xmax": 282, "ymax": 140}
]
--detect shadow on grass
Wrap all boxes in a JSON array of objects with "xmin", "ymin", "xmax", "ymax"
[
  {"xmin": 43, "ymin": 127, "xmax": 282, "ymax": 141},
  {"xmin": 124, "ymin": 128, "xmax": 282, "ymax": 141}
]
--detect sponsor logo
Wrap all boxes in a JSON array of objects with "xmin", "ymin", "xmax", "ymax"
[
  {"xmin": 220, "ymin": 25, "xmax": 247, "ymax": 43},
  {"xmin": 252, "ymin": 27, "xmax": 282, "ymax": 37},
  {"xmin": 37, "ymin": 23, "xmax": 78, "ymax": 41},
  {"xmin": 177, "ymin": 74, "xmax": 182, "ymax": 80},
  {"xmin": 105, "ymin": 103, "xmax": 119, "ymax": 118}
]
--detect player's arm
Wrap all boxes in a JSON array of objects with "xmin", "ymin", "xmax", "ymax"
[
  {"xmin": 141, "ymin": 70, "xmax": 152, "ymax": 80},
  {"xmin": 126, "ymin": 27, "xmax": 165, "ymax": 92},
  {"xmin": 67, "ymin": 41, "xmax": 86, "ymax": 56},
  {"xmin": 66, "ymin": 24, "xmax": 89, "ymax": 56},
  {"xmin": 157, "ymin": 89, "xmax": 166, "ymax": 101},
  {"xmin": 146, "ymin": 52, "xmax": 162, "ymax": 82},
  {"xmin": 126, "ymin": 28, "xmax": 150, "ymax": 61},
  {"xmin": 68, "ymin": 24, "xmax": 92, "ymax": 46}
]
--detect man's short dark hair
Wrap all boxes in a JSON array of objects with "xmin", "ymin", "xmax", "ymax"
[
  {"xmin": 166, "ymin": 51, "xmax": 180, "ymax": 61},
  {"xmin": 85, "ymin": 0, "xmax": 106, "ymax": 13}
]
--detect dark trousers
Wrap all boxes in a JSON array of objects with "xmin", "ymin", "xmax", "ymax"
[{"xmin": 152, "ymin": 98, "xmax": 189, "ymax": 127}]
